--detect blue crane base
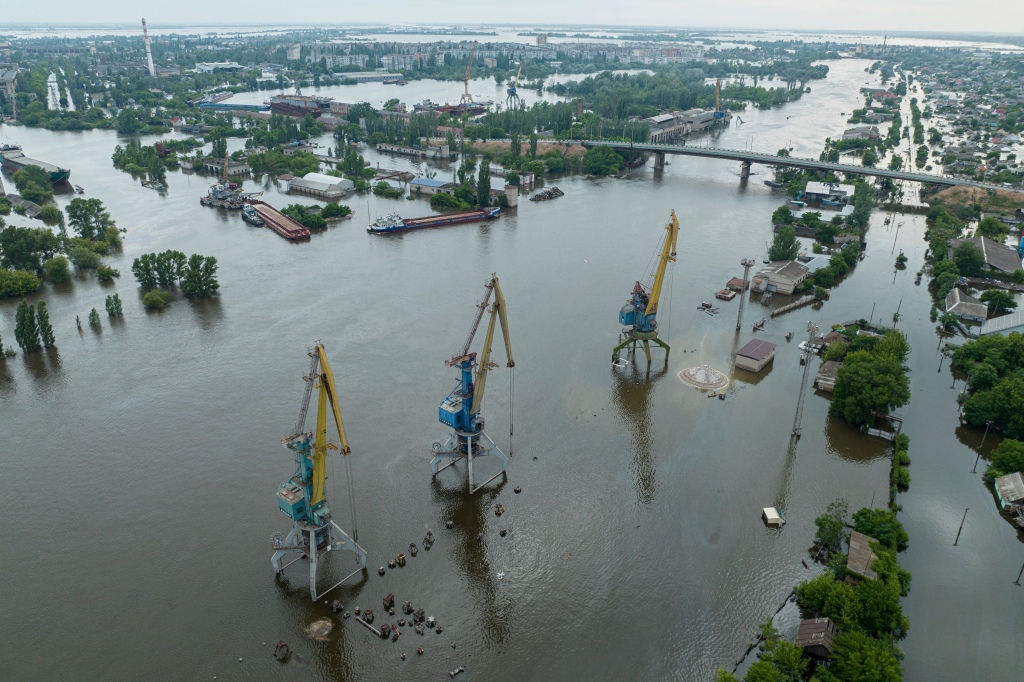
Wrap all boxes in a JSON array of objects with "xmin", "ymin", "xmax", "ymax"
[
  {"xmin": 271, "ymin": 521, "xmax": 367, "ymax": 601},
  {"xmin": 613, "ymin": 330, "xmax": 670, "ymax": 367},
  {"xmin": 431, "ymin": 429, "xmax": 508, "ymax": 495}
]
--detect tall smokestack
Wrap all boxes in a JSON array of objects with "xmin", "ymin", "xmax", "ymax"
[{"xmin": 142, "ymin": 18, "xmax": 155, "ymax": 77}]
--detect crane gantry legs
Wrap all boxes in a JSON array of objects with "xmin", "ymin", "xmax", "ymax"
[{"xmin": 431, "ymin": 430, "xmax": 508, "ymax": 495}]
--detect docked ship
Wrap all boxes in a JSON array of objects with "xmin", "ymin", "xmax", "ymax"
[
  {"xmin": 268, "ymin": 93, "xmax": 333, "ymax": 118},
  {"xmin": 0, "ymin": 144, "xmax": 71, "ymax": 184},
  {"xmin": 367, "ymin": 207, "xmax": 500, "ymax": 234},
  {"xmin": 200, "ymin": 183, "xmax": 243, "ymax": 209}
]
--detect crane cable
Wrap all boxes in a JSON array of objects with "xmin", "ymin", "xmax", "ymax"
[
  {"xmin": 345, "ymin": 451, "xmax": 358, "ymax": 541},
  {"xmin": 509, "ymin": 365, "xmax": 515, "ymax": 457}
]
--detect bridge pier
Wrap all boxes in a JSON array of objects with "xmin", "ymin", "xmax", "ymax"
[
  {"xmin": 740, "ymin": 161, "xmax": 752, "ymax": 179},
  {"xmin": 654, "ymin": 152, "xmax": 665, "ymax": 170}
]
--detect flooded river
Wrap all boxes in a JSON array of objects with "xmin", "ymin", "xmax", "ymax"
[{"xmin": 1, "ymin": 58, "xmax": 1021, "ymax": 680}]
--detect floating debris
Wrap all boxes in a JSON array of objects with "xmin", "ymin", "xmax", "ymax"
[
  {"xmin": 400, "ymin": 653, "xmax": 406, "ymax": 661},
  {"xmin": 494, "ymin": 503, "xmax": 505, "ymax": 516},
  {"xmin": 514, "ymin": 485, "xmax": 522, "ymax": 494},
  {"xmin": 396, "ymin": 553, "xmax": 406, "ymax": 567},
  {"xmin": 417, "ymin": 647, "xmax": 424, "ymax": 656},
  {"xmin": 398, "ymin": 618, "xmax": 406, "ymax": 626},
  {"xmin": 449, "ymin": 666, "xmax": 465, "ymax": 678},
  {"xmin": 383, "ymin": 593, "xmax": 395, "ymax": 609},
  {"xmin": 436, "ymin": 626, "xmax": 444, "ymax": 634},
  {"xmin": 304, "ymin": 618, "xmax": 334, "ymax": 641},
  {"xmin": 499, "ymin": 528, "xmax": 507, "ymax": 537},
  {"xmin": 409, "ymin": 543, "xmax": 418, "ymax": 557},
  {"xmin": 402, "ymin": 601, "xmax": 414, "ymax": 615},
  {"xmin": 445, "ymin": 520, "xmax": 454, "ymax": 529},
  {"xmin": 363, "ymin": 608, "xmax": 374, "ymax": 624},
  {"xmin": 329, "ymin": 600, "xmax": 344, "ymax": 614},
  {"xmin": 274, "ymin": 641, "xmax": 291, "ymax": 662},
  {"xmin": 380, "ymin": 623, "xmax": 392, "ymax": 639},
  {"xmin": 426, "ymin": 616, "xmax": 436, "ymax": 628},
  {"xmin": 413, "ymin": 608, "xmax": 425, "ymax": 624},
  {"xmin": 354, "ymin": 606, "xmax": 361, "ymax": 616},
  {"xmin": 378, "ymin": 566, "xmax": 386, "ymax": 576},
  {"xmin": 388, "ymin": 559, "xmax": 397, "ymax": 569}
]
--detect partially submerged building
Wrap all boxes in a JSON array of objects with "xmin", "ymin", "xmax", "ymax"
[
  {"xmin": 287, "ymin": 172, "xmax": 354, "ymax": 200},
  {"xmin": 795, "ymin": 618, "xmax": 837, "ymax": 660},
  {"xmin": 735, "ymin": 339, "xmax": 777, "ymax": 372},
  {"xmin": 945, "ymin": 287, "xmax": 989, "ymax": 322},
  {"xmin": 994, "ymin": 472, "xmax": 1024, "ymax": 510},
  {"xmin": 814, "ymin": 360, "xmax": 842, "ymax": 392},
  {"xmin": 949, "ymin": 235, "xmax": 1023, "ymax": 274},
  {"xmin": 751, "ymin": 261, "xmax": 810, "ymax": 296},
  {"xmin": 845, "ymin": 530, "xmax": 879, "ymax": 582}
]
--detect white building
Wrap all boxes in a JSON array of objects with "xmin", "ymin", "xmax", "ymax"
[
  {"xmin": 288, "ymin": 173, "xmax": 354, "ymax": 200},
  {"xmin": 194, "ymin": 62, "xmax": 244, "ymax": 73},
  {"xmin": 751, "ymin": 261, "xmax": 810, "ymax": 296}
]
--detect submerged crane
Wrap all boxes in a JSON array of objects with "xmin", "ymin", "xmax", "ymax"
[
  {"xmin": 613, "ymin": 210, "xmax": 680, "ymax": 368},
  {"xmin": 271, "ymin": 343, "xmax": 366, "ymax": 600},
  {"xmin": 505, "ymin": 63, "xmax": 523, "ymax": 109},
  {"xmin": 431, "ymin": 274, "xmax": 514, "ymax": 494},
  {"xmin": 460, "ymin": 42, "xmax": 478, "ymax": 105}
]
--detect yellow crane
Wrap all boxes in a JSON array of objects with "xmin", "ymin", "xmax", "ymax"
[
  {"xmin": 433, "ymin": 274, "xmax": 515, "ymax": 494},
  {"xmin": 271, "ymin": 343, "xmax": 366, "ymax": 600},
  {"xmin": 613, "ymin": 211, "xmax": 680, "ymax": 367},
  {"xmin": 460, "ymin": 42, "xmax": 477, "ymax": 105}
]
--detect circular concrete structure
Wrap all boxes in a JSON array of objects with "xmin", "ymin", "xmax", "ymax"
[{"xmin": 679, "ymin": 364, "xmax": 729, "ymax": 391}]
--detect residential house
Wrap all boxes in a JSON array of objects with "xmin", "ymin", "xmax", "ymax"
[
  {"xmin": 945, "ymin": 287, "xmax": 989, "ymax": 322},
  {"xmin": 994, "ymin": 472, "xmax": 1024, "ymax": 509},
  {"xmin": 949, "ymin": 235, "xmax": 1023, "ymax": 274}
]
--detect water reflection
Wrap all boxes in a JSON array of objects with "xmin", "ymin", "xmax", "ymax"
[
  {"xmin": 823, "ymin": 415, "xmax": 891, "ymax": 463},
  {"xmin": 429, "ymin": 479, "xmax": 512, "ymax": 650},
  {"xmin": 611, "ymin": 363, "xmax": 668, "ymax": 505},
  {"xmin": 190, "ymin": 297, "xmax": 224, "ymax": 330}
]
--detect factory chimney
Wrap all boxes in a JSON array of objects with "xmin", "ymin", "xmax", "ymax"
[{"xmin": 142, "ymin": 18, "xmax": 155, "ymax": 77}]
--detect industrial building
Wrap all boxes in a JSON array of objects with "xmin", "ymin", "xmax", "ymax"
[
  {"xmin": 201, "ymin": 158, "xmax": 251, "ymax": 176},
  {"xmin": 287, "ymin": 173, "xmax": 354, "ymax": 200},
  {"xmin": 945, "ymin": 287, "xmax": 988, "ymax": 322},
  {"xmin": 735, "ymin": 339, "xmax": 777, "ymax": 372},
  {"xmin": 410, "ymin": 177, "xmax": 456, "ymax": 196},
  {"xmin": 803, "ymin": 182, "xmax": 856, "ymax": 203},
  {"xmin": 750, "ymin": 260, "xmax": 810, "ymax": 295},
  {"xmin": 979, "ymin": 308, "xmax": 1024, "ymax": 336},
  {"xmin": 194, "ymin": 61, "xmax": 245, "ymax": 73},
  {"xmin": 0, "ymin": 63, "xmax": 19, "ymax": 98}
]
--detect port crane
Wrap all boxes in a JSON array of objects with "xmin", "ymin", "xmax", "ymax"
[
  {"xmin": 431, "ymin": 274, "xmax": 514, "ymax": 494},
  {"xmin": 460, "ymin": 42, "xmax": 478, "ymax": 105},
  {"xmin": 505, "ymin": 63, "xmax": 523, "ymax": 109},
  {"xmin": 613, "ymin": 210, "xmax": 680, "ymax": 368},
  {"xmin": 271, "ymin": 343, "xmax": 366, "ymax": 600}
]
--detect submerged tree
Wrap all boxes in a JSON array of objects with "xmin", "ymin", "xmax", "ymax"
[
  {"xmin": 15, "ymin": 299, "xmax": 41, "ymax": 352},
  {"xmin": 181, "ymin": 255, "xmax": 220, "ymax": 299},
  {"xmin": 36, "ymin": 300, "xmax": 55, "ymax": 347},
  {"xmin": 768, "ymin": 225, "xmax": 800, "ymax": 261}
]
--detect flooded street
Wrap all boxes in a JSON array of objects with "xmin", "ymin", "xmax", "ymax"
[{"xmin": 1, "ymin": 58, "xmax": 1022, "ymax": 680}]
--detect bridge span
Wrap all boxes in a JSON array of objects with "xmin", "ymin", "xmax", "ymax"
[{"xmin": 581, "ymin": 140, "xmax": 1023, "ymax": 194}]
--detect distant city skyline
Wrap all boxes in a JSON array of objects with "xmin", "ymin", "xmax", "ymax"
[{"xmin": 2, "ymin": 1, "xmax": 1023, "ymax": 36}]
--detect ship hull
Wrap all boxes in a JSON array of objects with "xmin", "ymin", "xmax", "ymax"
[
  {"xmin": 368, "ymin": 208, "xmax": 500, "ymax": 234},
  {"xmin": 0, "ymin": 156, "xmax": 71, "ymax": 184}
]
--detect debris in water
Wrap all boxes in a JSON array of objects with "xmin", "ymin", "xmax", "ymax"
[
  {"xmin": 449, "ymin": 667, "xmax": 465, "ymax": 679},
  {"xmin": 436, "ymin": 626, "xmax": 444, "ymax": 634},
  {"xmin": 398, "ymin": 618, "xmax": 406, "ymax": 626},
  {"xmin": 378, "ymin": 566, "xmax": 386, "ymax": 576},
  {"xmin": 363, "ymin": 608, "xmax": 374, "ymax": 624},
  {"xmin": 383, "ymin": 593, "xmax": 395, "ymax": 609},
  {"xmin": 402, "ymin": 600, "xmax": 413, "ymax": 614},
  {"xmin": 396, "ymin": 553, "xmax": 406, "ymax": 566},
  {"xmin": 445, "ymin": 520, "xmax": 454, "ymax": 529},
  {"xmin": 304, "ymin": 618, "xmax": 334, "ymax": 641},
  {"xmin": 400, "ymin": 654, "xmax": 406, "ymax": 661},
  {"xmin": 499, "ymin": 528, "xmax": 507, "ymax": 537},
  {"xmin": 354, "ymin": 606, "xmax": 361, "ymax": 616},
  {"xmin": 426, "ymin": 616, "xmax": 436, "ymax": 628},
  {"xmin": 497, "ymin": 571, "xmax": 506, "ymax": 581},
  {"xmin": 514, "ymin": 486, "xmax": 522, "ymax": 494},
  {"xmin": 274, "ymin": 641, "xmax": 291, "ymax": 662},
  {"xmin": 329, "ymin": 600, "xmax": 344, "ymax": 614},
  {"xmin": 388, "ymin": 559, "xmax": 397, "ymax": 569},
  {"xmin": 417, "ymin": 647, "xmax": 424, "ymax": 656},
  {"xmin": 494, "ymin": 503, "xmax": 505, "ymax": 516}
]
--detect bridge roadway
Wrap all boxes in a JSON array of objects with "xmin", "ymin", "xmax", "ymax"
[{"xmin": 581, "ymin": 140, "xmax": 1024, "ymax": 194}]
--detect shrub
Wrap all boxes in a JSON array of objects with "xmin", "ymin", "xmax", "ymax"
[
  {"xmin": 143, "ymin": 290, "xmax": 170, "ymax": 309},
  {"xmin": 893, "ymin": 464, "xmax": 910, "ymax": 491},
  {"xmin": 68, "ymin": 245, "xmax": 101, "ymax": 269},
  {"xmin": 44, "ymin": 255, "xmax": 71, "ymax": 283},
  {"xmin": 38, "ymin": 203, "xmax": 64, "ymax": 226},
  {"xmin": 96, "ymin": 265, "xmax": 120, "ymax": 282},
  {"xmin": 0, "ymin": 269, "xmax": 42, "ymax": 299},
  {"xmin": 894, "ymin": 450, "xmax": 911, "ymax": 467}
]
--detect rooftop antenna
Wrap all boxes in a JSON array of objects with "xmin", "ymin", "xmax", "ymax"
[{"xmin": 142, "ymin": 19, "xmax": 155, "ymax": 77}]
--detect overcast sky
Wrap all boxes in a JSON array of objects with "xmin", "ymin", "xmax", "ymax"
[{"xmin": 2, "ymin": 1, "xmax": 1023, "ymax": 35}]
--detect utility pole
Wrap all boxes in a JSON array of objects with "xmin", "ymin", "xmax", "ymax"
[
  {"xmin": 792, "ymin": 321, "xmax": 820, "ymax": 438},
  {"xmin": 972, "ymin": 420, "xmax": 993, "ymax": 473},
  {"xmin": 954, "ymin": 508, "xmax": 969, "ymax": 546},
  {"xmin": 736, "ymin": 258, "xmax": 755, "ymax": 331}
]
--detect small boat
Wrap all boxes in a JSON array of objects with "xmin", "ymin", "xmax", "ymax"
[
  {"xmin": 789, "ymin": 200, "xmax": 807, "ymax": 208},
  {"xmin": 73, "ymin": 184, "xmax": 84, "ymax": 194},
  {"xmin": 241, "ymin": 204, "xmax": 264, "ymax": 226},
  {"xmin": 822, "ymin": 199, "xmax": 842, "ymax": 207},
  {"xmin": 141, "ymin": 179, "xmax": 167, "ymax": 191},
  {"xmin": 715, "ymin": 289, "xmax": 736, "ymax": 301}
]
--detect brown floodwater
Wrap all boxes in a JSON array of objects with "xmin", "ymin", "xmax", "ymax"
[{"xmin": 1, "ymin": 58, "xmax": 1021, "ymax": 680}]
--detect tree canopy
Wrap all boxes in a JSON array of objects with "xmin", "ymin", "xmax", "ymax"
[{"xmin": 768, "ymin": 225, "xmax": 800, "ymax": 261}]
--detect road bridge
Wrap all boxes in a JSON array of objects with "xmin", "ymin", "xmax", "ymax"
[{"xmin": 581, "ymin": 140, "xmax": 1023, "ymax": 194}]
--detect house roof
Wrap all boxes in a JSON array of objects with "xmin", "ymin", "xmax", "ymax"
[
  {"xmin": 995, "ymin": 471, "xmax": 1024, "ymax": 504},
  {"xmin": 846, "ymin": 530, "xmax": 879, "ymax": 580},
  {"xmin": 815, "ymin": 360, "xmax": 842, "ymax": 380},
  {"xmin": 795, "ymin": 618, "xmax": 837, "ymax": 654},
  {"xmin": 945, "ymin": 287, "xmax": 989, "ymax": 319},
  {"xmin": 805, "ymin": 181, "xmax": 856, "ymax": 196},
  {"xmin": 737, "ymin": 339, "xmax": 777, "ymax": 361},
  {"xmin": 757, "ymin": 260, "xmax": 810, "ymax": 284},
  {"xmin": 980, "ymin": 308, "xmax": 1024, "ymax": 336},
  {"xmin": 949, "ymin": 235, "xmax": 1023, "ymax": 273}
]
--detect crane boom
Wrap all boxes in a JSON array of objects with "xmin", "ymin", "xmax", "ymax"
[
  {"xmin": 512, "ymin": 63, "xmax": 523, "ymax": 87},
  {"xmin": 470, "ymin": 275, "xmax": 514, "ymax": 415},
  {"xmin": 447, "ymin": 281, "xmax": 493, "ymax": 366},
  {"xmin": 310, "ymin": 344, "xmax": 349, "ymax": 505},
  {"xmin": 644, "ymin": 210, "xmax": 679, "ymax": 317}
]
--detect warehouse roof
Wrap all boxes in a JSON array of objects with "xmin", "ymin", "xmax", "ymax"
[
  {"xmin": 736, "ymin": 339, "xmax": 777, "ymax": 361},
  {"xmin": 411, "ymin": 177, "xmax": 447, "ymax": 188}
]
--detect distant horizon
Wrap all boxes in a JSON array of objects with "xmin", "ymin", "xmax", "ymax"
[{"xmin": 0, "ymin": 22, "xmax": 1022, "ymax": 38}]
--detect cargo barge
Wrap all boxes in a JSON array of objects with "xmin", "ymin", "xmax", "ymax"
[
  {"xmin": 268, "ymin": 93, "xmax": 332, "ymax": 119},
  {"xmin": 248, "ymin": 200, "xmax": 311, "ymax": 240},
  {"xmin": 0, "ymin": 144, "xmax": 71, "ymax": 184},
  {"xmin": 367, "ymin": 207, "xmax": 500, "ymax": 234}
]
